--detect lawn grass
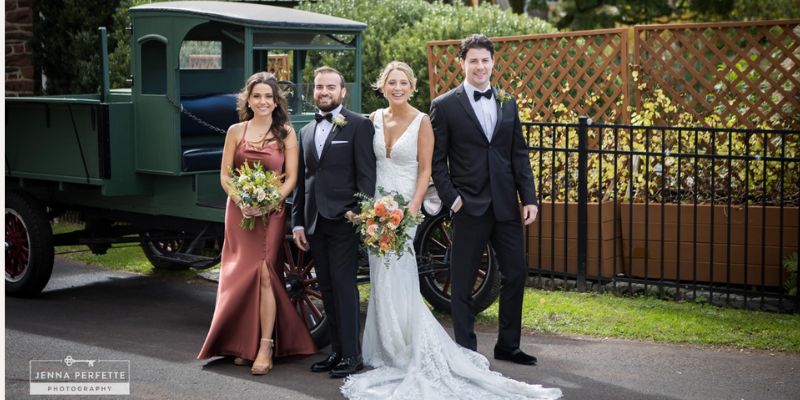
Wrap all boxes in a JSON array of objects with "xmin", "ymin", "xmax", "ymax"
[
  {"xmin": 52, "ymin": 221, "xmax": 800, "ymax": 353},
  {"xmin": 476, "ymin": 289, "xmax": 800, "ymax": 353}
]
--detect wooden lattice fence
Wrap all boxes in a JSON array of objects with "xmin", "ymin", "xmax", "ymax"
[
  {"xmin": 428, "ymin": 29, "xmax": 629, "ymax": 123},
  {"xmin": 634, "ymin": 20, "xmax": 800, "ymax": 128},
  {"xmin": 427, "ymin": 20, "xmax": 800, "ymax": 127}
]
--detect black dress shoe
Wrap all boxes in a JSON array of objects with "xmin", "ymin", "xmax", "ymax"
[
  {"xmin": 329, "ymin": 355, "xmax": 364, "ymax": 378},
  {"xmin": 494, "ymin": 347, "xmax": 538, "ymax": 365},
  {"xmin": 310, "ymin": 352, "xmax": 341, "ymax": 372}
]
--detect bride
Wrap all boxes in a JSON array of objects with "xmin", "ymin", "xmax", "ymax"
[{"xmin": 340, "ymin": 61, "xmax": 562, "ymax": 400}]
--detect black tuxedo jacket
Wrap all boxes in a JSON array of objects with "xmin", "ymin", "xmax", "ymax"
[
  {"xmin": 291, "ymin": 108, "xmax": 376, "ymax": 234},
  {"xmin": 430, "ymin": 84, "xmax": 537, "ymax": 222}
]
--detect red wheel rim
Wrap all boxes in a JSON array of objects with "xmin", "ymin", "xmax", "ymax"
[
  {"xmin": 5, "ymin": 209, "xmax": 30, "ymax": 282},
  {"xmin": 282, "ymin": 242, "xmax": 325, "ymax": 331}
]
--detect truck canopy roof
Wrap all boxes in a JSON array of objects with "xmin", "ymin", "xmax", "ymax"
[{"xmin": 131, "ymin": 1, "xmax": 367, "ymax": 31}]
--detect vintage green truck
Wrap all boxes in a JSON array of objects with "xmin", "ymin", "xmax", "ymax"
[{"xmin": 5, "ymin": 1, "xmax": 500, "ymax": 345}]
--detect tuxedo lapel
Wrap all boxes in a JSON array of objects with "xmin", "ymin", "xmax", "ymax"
[
  {"xmin": 491, "ymin": 89, "xmax": 504, "ymax": 141},
  {"xmin": 455, "ymin": 85, "xmax": 488, "ymax": 142},
  {"xmin": 303, "ymin": 123, "xmax": 319, "ymax": 165}
]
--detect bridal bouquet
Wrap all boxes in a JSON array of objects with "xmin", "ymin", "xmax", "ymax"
[
  {"xmin": 349, "ymin": 189, "xmax": 424, "ymax": 260},
  {"xmin": 227, "ymin": 161, "xmax": 283, "ymax": 230}
]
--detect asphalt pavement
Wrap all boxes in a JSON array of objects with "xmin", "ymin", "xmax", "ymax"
[{"xmin": 5, "ymin": 258, "xmax": 799, "ymax": 399}]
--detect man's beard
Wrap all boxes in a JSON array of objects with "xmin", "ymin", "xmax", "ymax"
[{"xmin": 316, "ymin": 96, "xmax": 342, "ymax": 112}]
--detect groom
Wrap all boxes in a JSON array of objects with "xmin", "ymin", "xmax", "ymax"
[
  {"xmin": 431, "ymin": 34, "xmax": 540, "ymax": 365},
  {"xmin": 292, "ymin": 66, "xmax": 376, "ymax": 377}
]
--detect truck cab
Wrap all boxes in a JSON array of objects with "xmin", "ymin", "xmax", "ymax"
[{"xmin": 5, "ymin": 1, "xmax": 366, "ymax": 295}]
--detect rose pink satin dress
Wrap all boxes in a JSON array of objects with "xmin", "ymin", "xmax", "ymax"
[{"xmin": 198, "ymin": 122, "xmax": 316, "ymax": 360}]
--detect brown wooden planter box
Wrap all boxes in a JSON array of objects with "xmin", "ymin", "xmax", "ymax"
[
  {"xmin": 619, "ymin": 203, "xmax": 798, "ymax": 287},
  {"xmin": 527, "ymin": 201, "xmax": 623, "ymax": 277}
]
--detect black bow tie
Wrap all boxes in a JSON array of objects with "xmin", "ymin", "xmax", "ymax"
[
  {"xmin": 314, "ymin": 112, "xmax": 333, "ymax": 123},
  {"xmin": 473, "ymin": 89, "xmax": 493, "ymax": 101}
]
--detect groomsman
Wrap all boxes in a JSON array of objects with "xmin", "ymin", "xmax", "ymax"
[
  {"xmin": 430, "ymin": 34, "xmax": 540, "ymax": 365},
  {"xmin": 292, "ymin": 66, "xmax": 376, "ymax": 377}
]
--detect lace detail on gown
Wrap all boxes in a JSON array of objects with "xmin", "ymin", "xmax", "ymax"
[{"xmin": 341, "ymin": 110, "xmax": 561, "ymax": 399}]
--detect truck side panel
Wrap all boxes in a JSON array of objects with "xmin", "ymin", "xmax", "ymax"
[{"xmin": 6, "ymin": 99, "xmax": 108, "ymax": 185}]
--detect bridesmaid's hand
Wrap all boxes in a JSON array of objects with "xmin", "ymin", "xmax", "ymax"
[{"xmin": 240, "ymin": 205, "xmax": 262, "ymax": 218}]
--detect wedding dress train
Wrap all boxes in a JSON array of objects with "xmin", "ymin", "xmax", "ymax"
[{"xmin": 340, "ymin": 110, "xmax": 561, "ymax": 400}]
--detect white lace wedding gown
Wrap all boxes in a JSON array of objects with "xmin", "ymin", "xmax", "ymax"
[{"xmin": 340, "ymin": 110, "xmax": 562, "ymax": 400}]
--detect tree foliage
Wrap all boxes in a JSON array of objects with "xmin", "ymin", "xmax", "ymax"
[
  {"xmin": 552, "ymin": 0, "xmax": 800, "ymax": 31},
  {"xmin": 32, "ymin": 0, "xmax": 121, "ymax": 94}
]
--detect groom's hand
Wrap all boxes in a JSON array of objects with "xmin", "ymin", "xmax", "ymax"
[
  {"xmin": 293, "ymin": 229, "xmax": 309, "ymax": 251},
  {"xmin": 522, "ymin": 204, "xmax": 538, "ymax": 225}
]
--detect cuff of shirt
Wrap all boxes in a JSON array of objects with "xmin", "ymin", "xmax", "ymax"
[
  {"xmin": 292, "ymin": 226, "xmax": 305, "ymax": 233},
  {"xmin": 451, "ymin": 196, "xmax": 461, "ymax": 210}
]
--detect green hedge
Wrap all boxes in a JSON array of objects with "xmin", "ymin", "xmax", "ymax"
[{"xmin": 298, "ymin": 0, "xmax": 555, "ymax": 112}]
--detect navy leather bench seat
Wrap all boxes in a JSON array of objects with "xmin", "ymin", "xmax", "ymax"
[{"xmin": 180, "ymin": 93, "xmax": 238, "ymax": 172}]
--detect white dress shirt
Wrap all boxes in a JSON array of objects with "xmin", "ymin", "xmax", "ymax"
[
  {"xmin": 463, "ymin": 81, "xmax": 497, "ymax": 141},
  {"xmin": 314, "ymin": 104, "xmax": 343, "ymax": 158}
]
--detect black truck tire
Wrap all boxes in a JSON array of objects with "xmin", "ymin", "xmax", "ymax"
[{"xmin": 5, "ymin": 191, "xmax": 54, "ymax": 297}]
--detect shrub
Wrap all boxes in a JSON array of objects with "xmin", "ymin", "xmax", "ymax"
[
  {"xmin": 525, "ymin": 78, "xmax": 799, "ymax": 206},
  {"xmin": 298, "ymin": 0, "xmax": 554, "ymax": 112},
  {"xmin": 109, "ymin": 0, "xmax": 171, "ymax": 89},
  {"xmin": 785, "ymin": 252, "xmax": 798, "ymax": 296}
]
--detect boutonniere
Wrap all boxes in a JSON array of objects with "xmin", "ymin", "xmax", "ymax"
[
  {"xmin": 496, "ymin": 89, "xmax": 513, "ymax": 106},
  {"xmin": 332, "ymin": 114, "xmax": 348, "ymax": 128}
]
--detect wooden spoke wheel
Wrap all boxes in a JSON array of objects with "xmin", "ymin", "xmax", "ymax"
[
  {"xmin": 282, "ymin": 240, "xmax": 329, "ymax": 348},
  {"xmin": 415, "ymin": 213, "xmax": 501, "ymax": 314}
]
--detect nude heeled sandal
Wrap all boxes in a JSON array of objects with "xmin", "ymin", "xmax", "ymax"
[
  {"xmin": 233, "ymin": 357, "xmax": 251, "ymax": 366},
  {"xmin": 250, "ymin": 338, "xmax": 274, "ymax": 375}
]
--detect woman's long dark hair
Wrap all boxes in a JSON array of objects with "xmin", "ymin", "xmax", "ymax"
[{"xmin": 236, "ymin": 72, "xmax": 290, "ymax": 151}]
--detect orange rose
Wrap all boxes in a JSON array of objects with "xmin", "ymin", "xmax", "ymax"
[
  {"xmin": 375, "ymin": 202, "xmax": 388, "ymax": 217},
  {"xmin": 390, "ymin": 209, "xmax": 403, "ymax": 226}
]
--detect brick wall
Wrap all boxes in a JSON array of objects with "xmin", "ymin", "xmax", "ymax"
[{"xmin": 6, "ymin": 0, "xmax": 37, "ymax": 96}]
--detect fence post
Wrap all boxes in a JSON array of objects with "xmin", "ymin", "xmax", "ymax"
[{"xmin": 577, "ymin": 116, "xmax": 590, "ymax": 292}]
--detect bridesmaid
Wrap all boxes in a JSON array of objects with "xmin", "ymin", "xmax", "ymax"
[{"xmin": 198, "ymin": 72, "xmax": 316, "ymax": 375}]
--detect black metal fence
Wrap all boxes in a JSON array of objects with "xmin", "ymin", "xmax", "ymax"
[{"xmin": 523, "ymin": 118, "xmax": 800, "ymax": 311}]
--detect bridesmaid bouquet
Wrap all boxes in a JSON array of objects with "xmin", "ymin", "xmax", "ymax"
[
  {"xmin": 349, "ymin": 189, "xmax": 424, "ymax": 260},
  {"xmin": 227, "ymin": 161, "xmax": 283, "ymax": 230}
]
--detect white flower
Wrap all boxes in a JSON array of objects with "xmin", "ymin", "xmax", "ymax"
[
  {"xmin": 384, "ymin": 198, "xmax": 399, "ymax": 212},
  {"xmin": 332, "ymin": 114, "xmax": 347, "ymax": 128},
  {"xmin": 257, "ymin": 189, "xmax": 266, "ymax": 202},
  {"xmin": 238, "ymin": 175, "xmax": 248, "ymax": 183}
]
